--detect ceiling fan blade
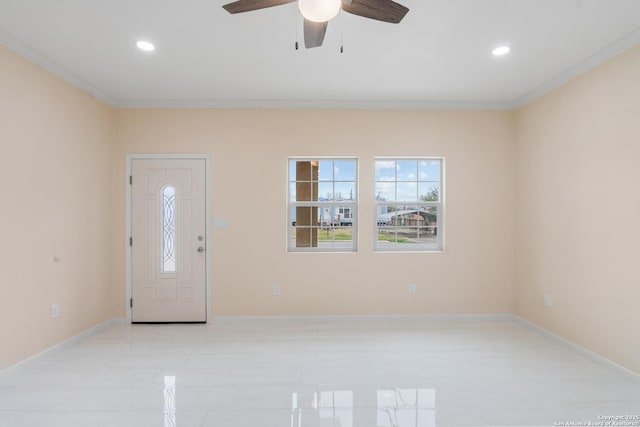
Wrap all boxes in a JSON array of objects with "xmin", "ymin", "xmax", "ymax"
[
  {"xmin": 303, "ymin": 19, "xmax": 328, "ymax": 48},
  {"xmin": 341, "ymin": 0, "xmax": 409, "ymax": 23},
  {"xmin": 222, "ymin": 0, "xmax": 296, "ymax": 14}
]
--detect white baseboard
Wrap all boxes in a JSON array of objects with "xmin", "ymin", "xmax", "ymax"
[
  {"xmin": 513, "ymin": 315, "xmax": 640, "ymax": 383},
  {"xmin": 209, "ymin": 313, "xmax": 514, "ymax": 322},
  {"xmin": 0, "ymin": 317, "xmax": 121, "ymax": 376}
]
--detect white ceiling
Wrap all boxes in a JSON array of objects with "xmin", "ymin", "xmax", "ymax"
[{"xmin": 1, "ymin": 0, "xmax": 639, "ymax": 109}]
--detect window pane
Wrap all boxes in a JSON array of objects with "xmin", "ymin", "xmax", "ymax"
[
  {"xmin": 419, "ymin": 160, "xmax": 440, "ymax": 181},
  {"xmin": 419, "ymin": 182, "xmax": 439, "ymax": 202},
  {"xmin": 318, "ymin": 160, "xmax": 333, "ymax": 181},
  {"xmin": 318, "ymin": 182, "xmax": 334, "ymax": 201},
  {"xmin": 377, "ymin": 219, "xmax": 400, "ymax": 249},
  {"xmin": 292, "ymin": 203, "xmax": 319, "ymax": 248},
  {"xmin": 294, "ymin": 160, "xmax": 317, "ymax": 181},
  {"xmin": 375, "ymin": 182, "xmax": 395, "ymax": 202},
  {"xmin": 289, "ymin": 160, "xmax": 296, "ymax": 181},
  {"xmin": 396, "ymin": 182, "xmax": 418, "ymax": 202},
  {"xmin": 317, "ymin": 223, "xmax": 335, "ymax": 241},
  {"xmin": 295, "ymin": 206, "xmax": 317, "ymax": 226},
  {"xmin": 334, "ymin": 182, "xmax": 356, "ymax": 201},
  {"xmin": 376, "ymin": 204, "xmax": 439, "ymax": 250},
  {"xmin": 318, "ymin": 219, "xmax": 354, "ymax": 250},
  {"xmin": 318, "ymin": 206, "xmax": 333, "ymax": 226},
  {"xmin": 334, "ymin": 160, "xmax": 356, "ymax": 181},
  {"xmin": 290, "ymin": 206, "xmax": 314, "ymax": 248},
  {"xmin": 293, "ymin": 226, "xmax": 313, "ymax": 248},
  {"xmin": 395, "ymin": 160, "xmax": 417, "ymax": 181},
  {"xmin": 162, "ymin": 185, "xmax": 176, "ymax": 273},
  {"xmin": 377, "ymin": 205, "xmax": 390, "ymax": 220},
  {"xmin": 289, "ymin": 182, "xmax": 297, "ymax": 202},
  {"xmin": 295, "ymin": 181, "xmax": 317, "ymax": 201},
  {"xmin": 375, "ymin": 160, "xmax": 396, "ymax": 181}
]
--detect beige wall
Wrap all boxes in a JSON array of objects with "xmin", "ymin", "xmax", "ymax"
[
  {"xmin": 3, "ymin": 35, "xmax": 638, "ymax": 375},
  {"xmin": 114, "ymin": 109, "xmax": 516, "ymax": 317},
  {"xmin": 0, "ymin": 45, "xmax": 114, "ymax": 370},
  {"xmin": 515, "ymin": 45, "xmax": 640, "ymax": 373}
]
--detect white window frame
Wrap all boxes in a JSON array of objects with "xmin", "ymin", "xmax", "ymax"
[
  {"xmin": 287, "ymin": 157, "xmax": 358, "ymax": 253},
  {"xmin": 374, "ymin": 157, "xmax": 444, "ymax": 252}
]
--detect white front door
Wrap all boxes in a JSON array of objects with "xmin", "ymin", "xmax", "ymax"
[{"xmin": 131, "ymin": 158, "xmax": 207, "ymax": 322}]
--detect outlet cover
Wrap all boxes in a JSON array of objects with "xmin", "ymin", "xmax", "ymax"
[
  {"xmin": 273, "ymin": 285, "xmax": 281, "ymax": 296},
  {"xmin": 408, "ymin": 283, "xmax": 416, "ymax": 295},
  {"xmin": 51, "ymin": 303, "xmax": 60, "ymax": 318},
  {"xmin": 544, "ymin": 293, "xmax": 553, "ymax": 308}
]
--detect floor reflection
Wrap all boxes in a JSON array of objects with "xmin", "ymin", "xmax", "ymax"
[
  {"xmin": 377, "ymin": 389, "xmax": 436, "ymax": 427},
  {"xmin": 163, "ymin": 376, "xmax": 176, "ymax": 427},
  {"xmin": 161, "ymin": 374, "xmax": 435, "ymax": 426},
  {"xmin": 291, "ymin": 388, "xmax": 435, "ymax": 427}
]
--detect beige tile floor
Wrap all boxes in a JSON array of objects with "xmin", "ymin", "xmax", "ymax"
[{"xmin": 0, "ymin": 317, "xmax": 638, "ymax": 426}]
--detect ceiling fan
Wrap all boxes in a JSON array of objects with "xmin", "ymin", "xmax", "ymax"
[{"xmin": 222, "ymin": 0, "xmax": 409, "ymax": 48}]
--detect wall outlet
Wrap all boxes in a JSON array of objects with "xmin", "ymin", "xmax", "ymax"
[
  {"xmin": 544, "ymin": 293, "xmax": 553, "ymax": 308},
  {"xmin": 273, "ymin": 285, "xmax": 281, "ymax": 296},
  {"xmin": 408, "ymin": 283, "xmax": 416, "ymax": 295},
  {"xmin": 51, "ymin": 303, "xmax": 60, "ymax": 319}
]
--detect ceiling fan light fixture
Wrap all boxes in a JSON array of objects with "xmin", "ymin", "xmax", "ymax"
[{"xmin": 298, "ymin": 0, "xmax": 341, "ymax": 23}]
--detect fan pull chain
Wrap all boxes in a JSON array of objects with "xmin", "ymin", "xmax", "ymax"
[
  {"xmin": 294, "ymin": 7, "xmax": 300, "ymax": 50},
  {"xmin": 338, "ymin": 12, "xmax": 344, "ymax": 54}
]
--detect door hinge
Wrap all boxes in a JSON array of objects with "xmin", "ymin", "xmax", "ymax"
[
  {"xmin": 129, "ymin": 175, "xmax": 133, "ymax": 185},
  {"xmin": 130, "ymin": 298, "xmax": 133, "ymax": 308},
  {"xmin": 129, "ymin": 237, "xmax": 133, "ymax": 247}
]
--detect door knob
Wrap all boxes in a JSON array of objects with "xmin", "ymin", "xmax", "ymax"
[{"xmin": 197, "ymin": 247, "xmax": 205, "ymax": 253}]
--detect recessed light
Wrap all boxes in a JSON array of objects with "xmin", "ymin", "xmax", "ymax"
[
  {"xmin": 136, "ymin": 40, "xmax": 155, "ymax": 52},
  {"xmin": 492, "ymin": 45, "xmax": 511, "ymax": 56}
]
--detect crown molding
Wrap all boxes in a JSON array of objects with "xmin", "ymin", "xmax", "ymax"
[
  {"xmin": 0, "ymin": 29, "xmax": 116, "ymax": 106},
  {"xmin": 512, "ymin": 27, "xmax": 640, "ymax": 109},
  {"xmin": 113, "ymin": 98, "xmax": 513, "ymax": 110}
]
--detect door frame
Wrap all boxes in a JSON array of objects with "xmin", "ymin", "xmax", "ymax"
[{"xmin": 125, "ymin": 154, "xmax": 211, "ymax": 322}]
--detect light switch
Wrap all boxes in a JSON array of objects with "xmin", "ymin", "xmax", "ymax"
[{"xmin": 213, "ymin": 217, "xmax": 228, "ymax": 229}]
